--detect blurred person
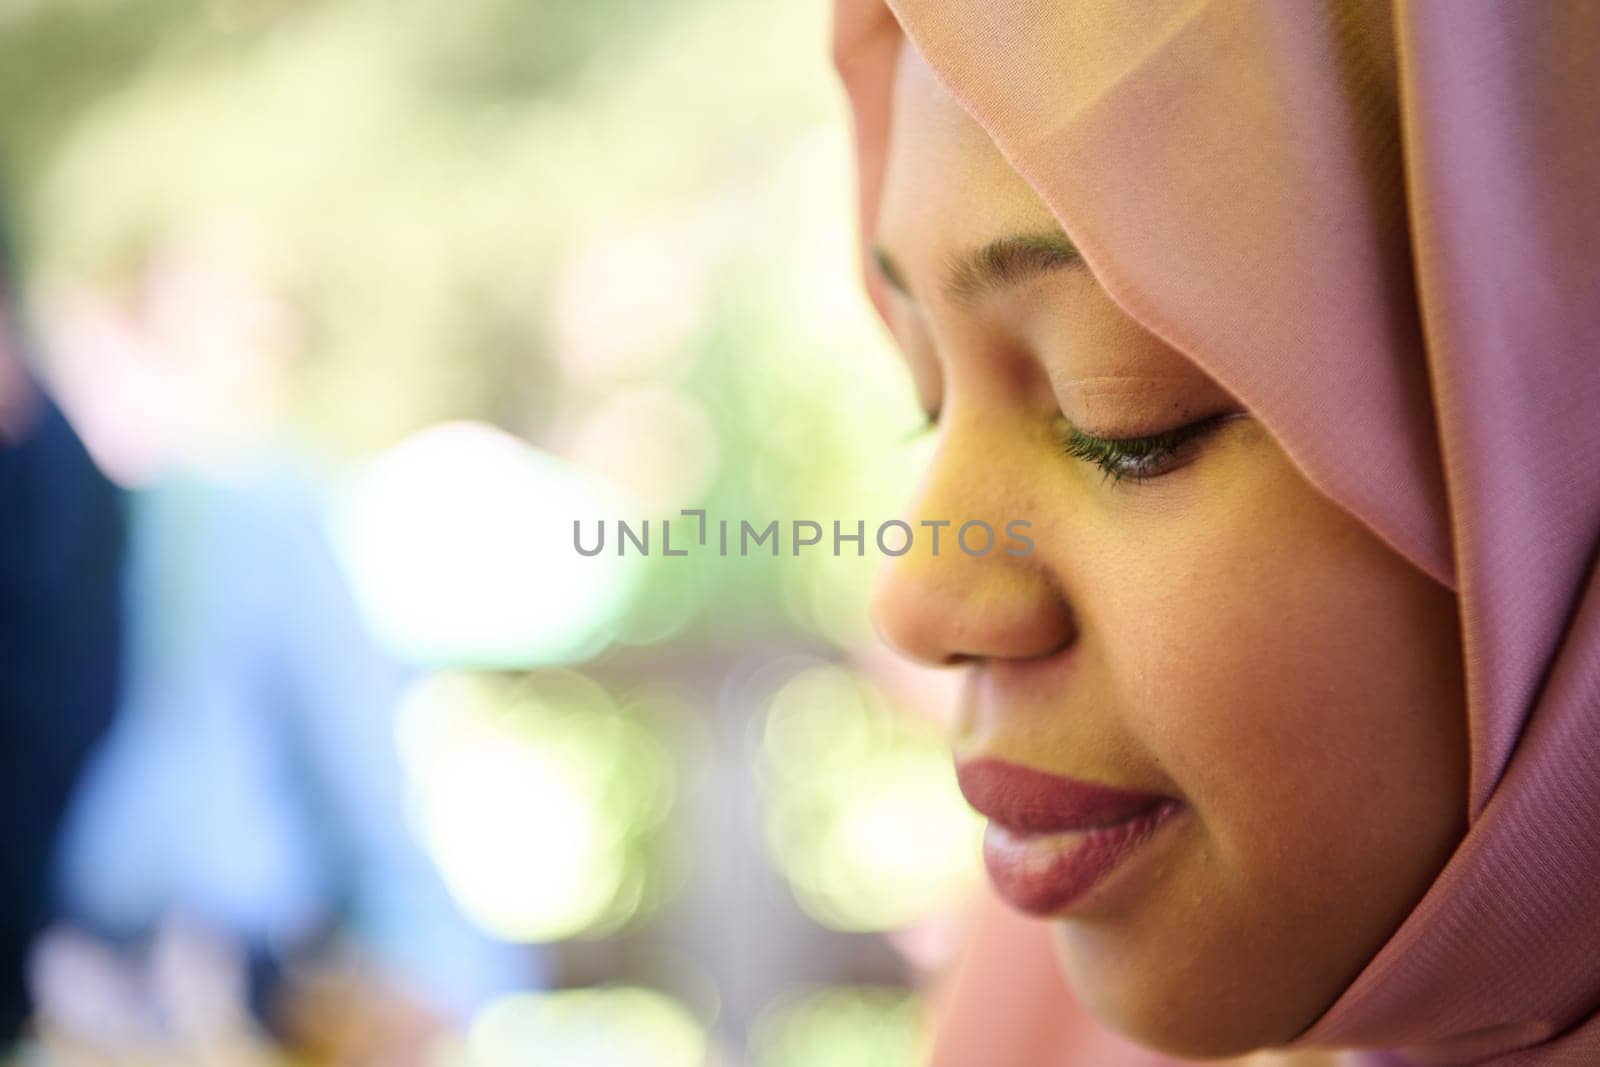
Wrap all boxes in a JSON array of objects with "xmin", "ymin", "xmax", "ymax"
[
  {"xmin": 31, "ymin": 224, "xmax": 538, "ymax": 1064},
  {"xmin": 0, "ymin": 200, "xmax": 126, "ymax": 1050},
  {"xmin": 836, "ymin": 2, "xmax": 1600, "ymax": 1065}
]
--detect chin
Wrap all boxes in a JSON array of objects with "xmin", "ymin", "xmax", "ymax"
[{"xmin": 1050, "ymin": 921, "xmax": 1315, "ymax": 1062}]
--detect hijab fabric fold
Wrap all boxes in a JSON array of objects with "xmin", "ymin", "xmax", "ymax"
[{"xmin": 832, "ymin": 2, "xmax": 1600, "ymax": 1062}]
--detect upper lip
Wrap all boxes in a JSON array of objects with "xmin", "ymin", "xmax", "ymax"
[{"xmin": 955, "ymin": 757, "xmax": 1175, "ymax": 834}]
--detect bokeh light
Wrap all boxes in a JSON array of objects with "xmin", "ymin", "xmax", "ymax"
[
  {"xmin": 758, "ymin": 663, "xmax": 983, "ymax": 933},
  {"xmin": 331, "ymin": 421, "xmax": 644, "ymax": 668},
  {"xmin": 466, "ymin": 986, "xmax": 707, "ymax": 1067},
  {"xmin": 395, "ymin": 670, "xmax": 677, "ymax": 941},
  {"xmin": 750, "ymin": 985, "xmax": 925, "ymax": 1067},
  {"xmin": 551, "ymin": 221, "xmax": 708, "ymax": 387},
  {"xmin": 559, "ymin": 385, "xmax": 720, "ymax": 516}
]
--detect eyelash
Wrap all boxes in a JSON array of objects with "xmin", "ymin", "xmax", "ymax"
[
  {"xmin": 1060, "ymin": 413, "xmax": 1232, "ymax": 486},
  {"xmin": 906, "ymin": 408, "xmax": 1233, "ymax": 486},
  {"xmin": 1062, "ymin": 415, "xmax": 1235, "ymax": 486}
]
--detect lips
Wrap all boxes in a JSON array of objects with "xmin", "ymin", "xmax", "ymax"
[{"xmin": 956, "ymin": 757, "xmax": 1182, "ymax": 916}]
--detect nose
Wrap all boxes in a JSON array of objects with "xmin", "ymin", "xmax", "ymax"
[{"xmin": 869, "ymin": 424, "xmax": 1077, "ymax": 667}]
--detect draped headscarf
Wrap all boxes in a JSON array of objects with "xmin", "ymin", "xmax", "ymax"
[{"xmin": 832, "ymin": 2, "xmax": 1600, "ymax": 1063}]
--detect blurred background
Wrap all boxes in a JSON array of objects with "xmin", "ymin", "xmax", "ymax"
[{"xmin": 0, "ymin": 0, "xmax": 988, "ymax": 1063}]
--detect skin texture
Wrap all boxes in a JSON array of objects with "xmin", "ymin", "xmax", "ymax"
[{"xmin": 868, "ymin": 42, "xmax": 1469, "ymax": 1060}]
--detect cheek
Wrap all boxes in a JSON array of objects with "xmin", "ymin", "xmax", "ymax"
[
  {"xmin": 1052, "ymin": 441, "xmax": 1466, "ymax": 1051},
  {"xmin": 1081, "ymin": 443, "xmax": 1466, "ymax": 884}
]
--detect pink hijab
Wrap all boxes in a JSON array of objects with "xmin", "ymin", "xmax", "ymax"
[{"xmin": 832, "ymin": 1, "xmax": 1600, "ymax": 1062}]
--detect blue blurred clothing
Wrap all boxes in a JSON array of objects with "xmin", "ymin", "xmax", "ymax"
[
  {"xmin": 0, "ymin": 395, "xmax": 125, "ymax": 1039},
  {"xmin": 53, "ymin": 463, "xmax": 537, "ymax": 1020}
]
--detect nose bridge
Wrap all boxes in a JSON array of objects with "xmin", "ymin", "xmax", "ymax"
[
  {"xmin": 908, "ymin": 412, "xmax": 1031, "ymax": 560},
  {"xmin": 870, "ymin": 410, "xmax": 1073, "ymax": 666}
]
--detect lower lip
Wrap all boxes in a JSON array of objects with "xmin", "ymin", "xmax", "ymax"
[{"xmin": 982, "ymin": 801, "xmax": 1183, "ymax": 917}]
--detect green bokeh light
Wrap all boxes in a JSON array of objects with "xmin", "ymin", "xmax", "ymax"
[
  {"xmin": 395, "ymin": 669, "xmax": 678, "ymax": 942},
  {"xmin": 751, "ymin": 985, "xmax": 925, "ymax": 1067},
  {"xmin": 758, "ymin": 663, "xmax": 983, "ymax": 933},
  {"xmin": 467, "ymin": 985, "xmax": 707, "ymax": 1067}
]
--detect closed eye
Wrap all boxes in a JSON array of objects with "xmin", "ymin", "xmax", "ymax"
[{"xmin": 1061, "ymin": 412, "xmax": 1239, "ymax": 486}]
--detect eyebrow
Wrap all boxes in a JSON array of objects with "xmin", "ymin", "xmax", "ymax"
[{"xmin": 872, "ymin": 230, "xmax": 1082, "ymax": 306}]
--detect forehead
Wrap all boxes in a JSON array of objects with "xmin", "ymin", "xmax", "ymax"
[{"xmin": 876, "ymin": 40, "xmax": 1062, "ymax": 273}]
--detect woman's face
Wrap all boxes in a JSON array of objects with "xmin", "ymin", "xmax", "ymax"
[{"xmin": 868, "ymin": 43, "xmax": 1469, "ymax": 1058}]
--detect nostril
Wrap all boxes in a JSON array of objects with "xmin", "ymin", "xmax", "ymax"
[
  {"xmin": 1026, "ymin": 636, "xmax": 1073, "ymax": 664},
  {"xmin": 1030, "ymin": 601, "xmax": 1081, "ymax": 659}
]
